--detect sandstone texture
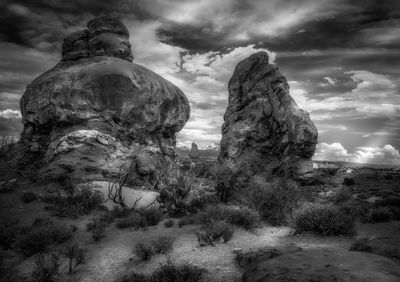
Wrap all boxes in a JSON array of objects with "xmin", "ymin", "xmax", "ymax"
[
  {"xmin": 16, "ymin": 16, "xmax": 190, "ymax": 183},
  {"xmin": 218, "ymin": 52, "xmax": 317, "ymax": 178},
  {"xmin": 243, "ymin": 248, "xmax": 400, "ymax": 282}
]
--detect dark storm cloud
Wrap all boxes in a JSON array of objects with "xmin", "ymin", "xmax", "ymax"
[
  {"xmin": 156, "ymin": 0, "xmax": 400, "ymax": 52},
  {"xmin": 0, "ymin": 0, "xmax": 154, "ymax": 51}
]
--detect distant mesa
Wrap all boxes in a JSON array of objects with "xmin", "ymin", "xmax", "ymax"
[
  {"xmin": 14, "ymin": 16, "xmax": 190, "ymax": 184},
  {"xmin": 218, "ymin": 51, "xmax": 318, "ymax": 179}
]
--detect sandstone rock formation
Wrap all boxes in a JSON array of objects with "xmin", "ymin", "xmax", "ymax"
[
  {"xmin": 189, "ymin": 142, "xmax": 199, "ymax": 159},
  {"xmin": 218, "ymin": 52, "xmax": 317, "ymax": 178},
  {"xmin": 16, "ymin": 16, "xmax": 190, "ymax": 184}
]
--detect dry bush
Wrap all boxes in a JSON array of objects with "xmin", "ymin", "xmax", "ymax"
[
  {"xmin": 293, "ymin": 204, "xmax": 356, "ymax": 236},
  {"xmin": 196, "ymin": 221, "xmax": 234, "ymax": 246},
  {"xmin": 118, "ymin": 260, "xmax": 205, "ymax": 282},
  {"xmin": 241, "ymin": 178, "xmax": 302, "ymax": 226},
  {"xmin": 31, "ymin": 253, "xmax": 60, "ymax": 282}
]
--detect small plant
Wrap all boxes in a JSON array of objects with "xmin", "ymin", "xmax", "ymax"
[
  {"xmin": 164, "ymin": 219, "xmax": 174, "ymax": 228},
  {"xmin": 115, "ymin": 213, "xmax": 146, "ymax": 229},
  {"xmin": 243, "ymin": 178, "xmax": 301, "ymax": 226},
  {"xmin": 18, "ymin": 220, "xmax": 72, "ymax": 255},
  {"xmin": 62, "ymin": 242, "xmax": 86, "ymax": 274},
  {"xmin": 87, "ymin": 217, "xmax": 109, "ymax": 241},
  {"xmin": 31, "ymin": 253, "xmax": 60, "ymax": 282},
  {"xmin": 197, "ymin": 205, "xmax": 261, "ymax": 230},
  {"xmin": 333, "ymin": 188, "xmax": 352, "ymax": 204},
  {"xmin": 178, "ymin": 216, "xmax": 197, "ymax": 228},
  {"xmin": 151, "ymin": 236, "xmax": 175, "ymax": 254},
  {"xmin": 151, "ymin": 260, "xmax": 205, "ymax": 282},
  {"xmin": 118, "ymin": 261, "xmax": 205, "ymax": 282},
  {"xmin": 196, "ymin": 221, "xmax": 234, "ymax": 246},
  {"xmin": 293, "ymin": 204, "xmax": 355, "ymax": 236},
  {"xmin": 44, "ymin": 183, "xmax": 104, "ymax": 217},
  {"xmin": 134, "ymin": 241, "xmax": 154, "ymax": 261},
  {"xmin": 137, "ymin": 207, "xmax": 163, "ymax": 226},
  {"xmin": 369, "ymin": 207, "xmax": 392, "ymax": 223},
  {"xmin": 21, "ymin": 191, "xmax": 38, "ymax": 203},
  {"xmin": 343, "ymin": 177, "xmax": 355, "ymax": 186}
]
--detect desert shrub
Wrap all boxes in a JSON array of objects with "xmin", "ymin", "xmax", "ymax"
[
  {"xmin": 0, "ymin": 223, "xmax": 29, "ymax": 249},
  {"xmin": 384, "ymin": 174, "xmax": 393, "ymax": 180},
  {"xmin": 333, "ymin": 188, "xmax": 352, "ymax": 204},
  {"xmin": 150, "ymin": 261, "xmax": 204, "ymax": 282},
  {"xmin": 159, "ymin": 170, "xmax": 192, "ymax": 216},
  {"xmin": 31, "ymin": 253, "xmax": 60, "ymax": 282},
  {"xmin": 226, "ymin": 207, "xmax": 262, "ymax": 230},
  {"xmin": 178, "ymin": 216, "xmax": 197, "ymax": 227},
  {"xmin": 151, "ymin": 236, "xmax": 175, "ymax": 254},
  {"xmin": 242, "ymin": 178, "xmax": 302, "ymax": 226},
  {"xmin": 62, "ymin": 242, "xmax": 86, "ymax": 274},
  {"xmin": 293, "ymin": 204, "xmax": 356, "ymax": 236},
  {"xmin": 197, "ymin": 205, "xmax": 261, "ymax": 230},
  {"xmin": 18, "ymin": 220, "xmax": 72, "ymax": 255},
  {"xmin": 375, "ymin": 196, "xmax": 400, "ymax": 208},
  {"xmin": 369, "ymin": 207, "xmax": 392, "ymax": 223},
  {"xmin": 21, "ymin": 191, "xmax": 38, "ymax": 203},
  {"xmin": 0, "ymin": 250, "xmax": 24, "ymax": 282},
  {"xmin": 110, "ymin": 206, "xmax": 133, "ymax": 218},
  {"xmin": 137, "ymin": 208, "xmax": 163, "ymax": 226},
  {"xmin": 343, "ymin": 177, "xmax": 355, "ymax": 186},
  {"xmin": 118, "ymin": 261, "xmax": 204, "ymax": 282},
  {"xmin": 44, "ymin": 183, "xmax": 104, "ymax": 217},
  {"xmin": 87, "ymin": 217, "xmax": 109, "ymax": 241},
  {"xmin": 134, "ymin": 241, "xmax": 155, "ymax": 261},
  {"xmin": 164, "ymin": 219, "xmax": 174, "ymax": 228},
  {"xmin": 196, "ymin": 221, "xmax": 234, "ymax": 246},
  {"xmin": 115, "ymin": 213, "xmax": 145, "ymax": 229}
]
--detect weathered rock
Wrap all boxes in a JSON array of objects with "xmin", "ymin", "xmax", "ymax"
[
  {"xmin": 189, "ymin": 142, "xmax": 199, "ymax": 159},
  {"xmin": 243, "ymin": 249, "xmax": 400, "ymax": 282},
  {"xmin": 218, "ymin": 52, "xmax": 317, "ymax": 179},
  {"xmin": 61, "ymin": 16, "xmax": 133, "ymax": 62},
  {"xmin": 350, "ymin": 237, "xmax": 400, "ymax": 262},
  {"xmin": 16, "ymin": 16, "xmax": 190, "ymax": 183}
]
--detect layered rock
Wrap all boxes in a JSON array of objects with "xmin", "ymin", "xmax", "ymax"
[
  {"xmin": 16, "ymin": 16, "xmax": 190, "ymax": 184},
  {"xmin": 218, "ymin": 52, "xmax": 317, "ymax": 178}
]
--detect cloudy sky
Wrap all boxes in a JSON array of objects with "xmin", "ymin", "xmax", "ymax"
[{"xmin": 0, "ymin": 0, "xmax": 399, "ymax": 165}]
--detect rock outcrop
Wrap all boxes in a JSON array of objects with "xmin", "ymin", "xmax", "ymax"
[
  {"xmin": 243, "ymin": 248, "xmax": 400, "ymax": 282},
  {"xmin": 218, "ymin": 52, "xmax": 317, "ymax": 179},
  {"xmin": 189, "ymin": 142, "xmax": 199, "ymax": 159},
  {"xmin": 16, "ymin": 16, "xmax": 190, "ymax": 184}
]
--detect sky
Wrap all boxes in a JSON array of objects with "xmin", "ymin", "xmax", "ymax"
[{"xmin": 0, "ymin": 0, "xmax": 399, "ymax": 165}]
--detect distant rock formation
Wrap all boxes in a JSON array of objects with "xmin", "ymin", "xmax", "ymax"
[
  {"xmin": 15, "ymin": 16, "xmax": 190, "ymax": 184},
  {"xmin": 189, "ymin": 142, "xmax": 199, "ymax": 159},
  {"xmin": 218, "ymin": 52, "xmax": 317, "ymax": 178}
]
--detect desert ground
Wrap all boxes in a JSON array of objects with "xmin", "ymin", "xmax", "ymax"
[{"xmin": 1, "ymin": 153, "xmax": 399, "ymax": 282}]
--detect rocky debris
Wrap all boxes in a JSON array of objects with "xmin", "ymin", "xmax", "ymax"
[
  {"xmin": 350, "ymin": 236, "xmax": 400, "ymax": 262},
  {"xmin": 189, "ymin": 142, "xmax": 199, "ymax": 159},
  {"xmin": 218, "ymin": 52, "xmax": 317, "ymax": 179},
  {"xmin": 243, "ymin": 248, "xmax": 400, "ymax": 282},
  {"xmin": 236, "ymin": 244, "xmax": 302, "ymax": 270},
  {"xmin": 16, "ymin": 16, "xmax": 190, "ymax": 183}
]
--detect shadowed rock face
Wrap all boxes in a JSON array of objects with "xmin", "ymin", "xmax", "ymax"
[
  {"xmin": 16, "ymin": 16, "xmax": 190, "ymax": 183},
  {"xmin": 218, "ymin": 52, "xmax": 317, "ymax": 178}
]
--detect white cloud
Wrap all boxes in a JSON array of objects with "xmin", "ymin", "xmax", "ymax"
[
  {"xmin": 314, "ymin": 142, "xmax": 400, "ymax": 165},
  {"xmin": 290, "ymin": 70, "xmax": 400, "ymax": 119},
  {"xmin": 0, "ymin": 109, "xmax": 22, "ymax": 119}
]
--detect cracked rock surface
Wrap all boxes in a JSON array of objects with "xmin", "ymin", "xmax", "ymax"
[
  {"xmin": 218, "ymin": 51, "xmax": 318, "ymax": 178},
  {"xmin": 15, "ymin": 16, "xmax": 190, "ymax": 183}
]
